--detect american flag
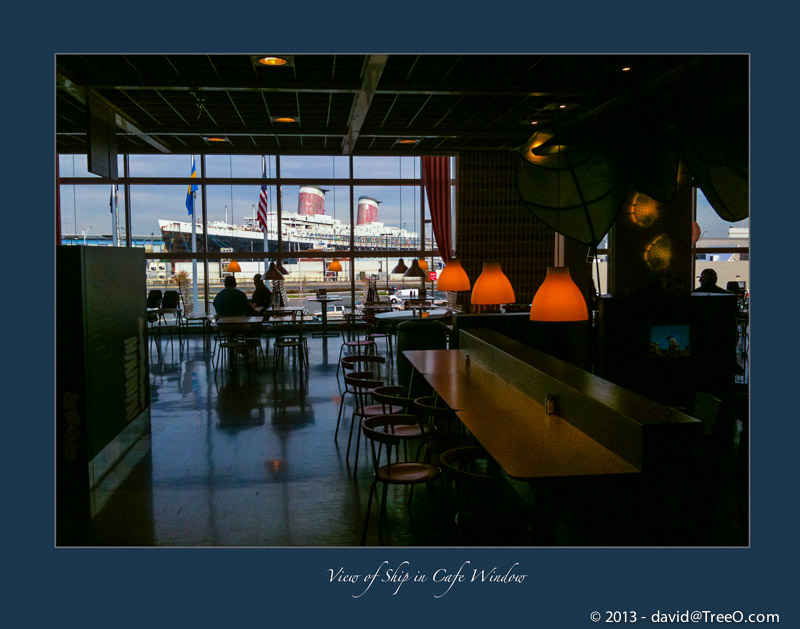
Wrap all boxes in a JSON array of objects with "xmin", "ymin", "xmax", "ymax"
[{"xmin": 257, "ymin": 156, "xmax": 269, "ymax": 233}]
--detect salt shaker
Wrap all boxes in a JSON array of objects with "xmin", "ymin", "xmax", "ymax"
[
  {"xmin": 544, "ymin": 394, "xmax": 556, "ymax": 414},
  {"xmin": 465, "ymin": 354, "xmax": 471, "ymax": 370}
]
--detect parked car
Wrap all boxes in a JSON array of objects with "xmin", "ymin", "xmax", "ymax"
[{"xmin": 312, "ymin": 304, "xmax": 347, "ymax": 320}]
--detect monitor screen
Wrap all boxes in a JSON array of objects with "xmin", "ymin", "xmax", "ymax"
[{"xmin": 649, "ymin": 324, "xmax": 691, "ymax": 358}]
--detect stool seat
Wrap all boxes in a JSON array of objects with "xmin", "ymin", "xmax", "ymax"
[{"xmin": 377, "ymin": 461, "xmax": 440, "ymax": 484}]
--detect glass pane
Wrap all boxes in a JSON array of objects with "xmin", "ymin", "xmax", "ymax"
[
  {"xmin": 59, "ymin": 183, "xmax": 126, "ymax": 246},
  {"xmin": 279, "ymin": 155, "xmax": 350, "ymax": 179},
  {"xmin": 128, "ymin": 154, "xmax": 200, "ymax": 177},
  {"xmin": 204, "ymin": 154, "xmax": 276, "ymax": 178},
  {"xmin": 694, "ymin": 188, "xmax": 749, "ymax": 292},
  {"xmin": 353, "ymin": 155, "xmax": 419, "ymax": 179},
  {"xmin": 352, "ymin": 185, "xmax": 424, "ymax": 253},
  {"xmin": 130, "ymin": 184, "xmax": 201, "ymax": 250}
]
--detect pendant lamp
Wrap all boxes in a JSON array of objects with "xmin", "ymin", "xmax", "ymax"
[
  {"xmin": 276, "ymin": 260, "xmax": 289, "ymax": 275},
  {"xmin": 470, "ymin": 262, "xmax": 515, "ymax": 305},
  {"xmin": 264, "ymin": 261, "xmax": 284, "ymax": 280},
  {"xmin": 530, "ymin": 266, "xmax": 588, "ymax": 321},
  {"xmin": 528, "ymin": 146, "xmax": 588, "ymax": 322},
  {"xmin": 225, "ymin": 260, "xmax": 241, "ymax": 273},
  {"xmin": 403, "ymin": 258, "xmax": 427, "ymax": 278},
  {"xmin": 436, "ymin": 258, "xmax": 471, "ymax": 291},
  {"xmin": 417, "ymin": 258, "xmax": 429, "ymax": 271},
  {"xmin": 391, "ymin": 258, "xmax": 408, "ymax": 274},
  {"xmin": 328, "ymin": 259, "xmax": 342, "ymax": 272}
]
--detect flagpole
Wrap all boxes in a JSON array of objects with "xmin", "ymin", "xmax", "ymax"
[
  {"xmin": 263, "ymin": 156, "xmax": 268, "ymax": 274},
  {"xmin": 110, "ymin": 184, "xmax": 118, "ymax": 247},
  {"xmin": 190, "ymin": 156, "xmax": 200, "ymax": 312}
]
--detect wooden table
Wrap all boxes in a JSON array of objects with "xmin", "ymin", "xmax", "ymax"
[{"xmin": 404, "ymin": 349, "xmax": 639, "ymax": 481}]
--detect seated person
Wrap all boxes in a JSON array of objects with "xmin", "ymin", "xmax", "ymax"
[
  {"xmin": 692, "ymin": 268, "xmax": 729, "ymax": 294},
  {"xmin": 213, "ymin": 276, "xmax": 257, "ymax": 316},
  {"xmin": 251, "ymin": 273, "xmax": 273, "ymax": 309}
]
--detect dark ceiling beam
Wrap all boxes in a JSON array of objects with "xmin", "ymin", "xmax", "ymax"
[
  {"xmin": 69, "ymin": 82, "xmax": 577, "ymax": 99},
  {"xmin": 56, "ymin": 72, "xmax": 172, "ymax": 153},
  {"xmin": 342, "ymin": 55, "xmax": 388, "ymax": 155}
]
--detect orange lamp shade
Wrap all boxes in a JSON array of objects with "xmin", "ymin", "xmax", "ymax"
[
  {"xmin": 530, "ymin": 266, "xmax": 588, "ymax": 321},
  {"xmin": 436, "ymin": 258, "xmax": 471, "ymax": 291},
  {"xmin": 417, "ymin": 258, "xmax": 429, "ymax": 271},
  {"xmin": 225, "ymin": 260, "xmax": 241, "ymax": 273},
  {"xmin": 691, "ymin": 221, "xmax": 702, "ymax": 245},
  {"xmin": 470, "ymin": 262, "xmax": 515, "ymax": 305},
  {"xmin": 328, "ymin": 259, "xmax": 342, "ymax": 272}
]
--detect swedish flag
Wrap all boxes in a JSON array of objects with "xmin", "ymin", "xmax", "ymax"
[{"xmin": 185, "ymin": 159, "xmax": 198, "ymax": 214}]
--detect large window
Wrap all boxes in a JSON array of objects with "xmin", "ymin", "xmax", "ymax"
[{"xmin": 57, "ymin": 153, "xmax": 442, "ymax": 311}]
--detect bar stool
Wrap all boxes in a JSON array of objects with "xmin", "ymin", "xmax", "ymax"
[
  {"xmin": 413, "ymin": 395, "xmax": 467, "ymax": 463},
  {"xmin": 344, "ymin": 373, "xmax": 402, "ymax": 478},
  {"xmin": 336, "ymin": 355, "xmax": 387, "ymax": 442},
  {"xmin": 336, "ymin": 337, "xmax": 377, "ymax": 377},
  {"xmin": 361, "ymin": 414, "xmax": 442, "ymax": 545},
  {"xmin": 373, "ymin": 386, "xmax": 436, "ymax": 461}
]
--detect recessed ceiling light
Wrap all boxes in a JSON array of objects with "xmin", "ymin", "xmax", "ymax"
[
  {"xmin": 622, "ymin": 67, "xmax": 631, "ymax": 72},
  {"xmin": 531, "ymin": 121, "xmax": 539, "ymax": 125},
  {"xmin": 559, "ymin": 104, "xmax": 566, "ymax": 109},
  {"xmin": 205, "ymin": 136, "xmax": 227, "ymax": 142},
  {"xmin": 273, "ymin": 116, "xmax": 297, "ymax": 123},
  {"xmin": 398, "ymin": 139, "xmax": 418, "ymax": 144},
  {"xmin": 258, "ymin": 56, "xmax": 287, "ymax": 66}
]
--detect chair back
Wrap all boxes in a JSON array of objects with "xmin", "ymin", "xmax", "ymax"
[
  {"xmin": 372, "ymin": 385, "xmax": 414, "ymax": 413},
  {"xmin": 162, "ymin": 290, "xmax": 180, "ymax": 309},
  {"xmin": 362, "ymin": 414, "xmax": 424, "ymax": 466},
  {"xmin": 147, "ymin": 289, "xmax": 163, "ymax": 308},
  {"xmin": 341, "ymin": 354, "xmax": 385, "ymax": 378}
]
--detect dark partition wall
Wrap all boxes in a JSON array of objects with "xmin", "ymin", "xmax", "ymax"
[{"xmin": 56, "ymin": 246, "xmax": 150, "ymax": 544}]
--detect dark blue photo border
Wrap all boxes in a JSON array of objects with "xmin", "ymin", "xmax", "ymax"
[{"xmin": 21, "ymin": 2, "xmax": 795, "ymax": 626}]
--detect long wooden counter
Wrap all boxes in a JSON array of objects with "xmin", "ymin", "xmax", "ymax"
[
  {"xmin": 453, "ymin": 329, "xmax": 702, "ymax": 472},
  {"xmin": 404, "ymin": 349, "xmax": 639, "ymax": 480}
]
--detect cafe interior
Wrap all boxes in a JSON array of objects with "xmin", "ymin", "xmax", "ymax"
[{"xmin": 55, "ymin": 54, "xmax": 749, "ymax": 547}]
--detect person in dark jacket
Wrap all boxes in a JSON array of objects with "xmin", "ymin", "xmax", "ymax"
[
  {"xmin": 692, "ymin": 268, "xmax": 729, "ymax": 294},
  {"xmin": 251, "ymin": 273, "xmax": 273, "ymax": 309},
  {"xmin": 213, "ymin": 276, "xmax": 257, "ymax": 316}
]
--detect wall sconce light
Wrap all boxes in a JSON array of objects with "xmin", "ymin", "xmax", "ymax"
[
  {"xmin": 436, "ymin": 258, "xmax": 471, "ymax": 292},
  {"xmin": 530, "ymin": 266, "xmax": 588, "ymax": 321},
  {"xmin": 225, "ymin": 260, "xmax": 241, "ymax": 273},
  {"xmin": 471, "ymin": 262, "xmax": 515, "ymax": 305}
]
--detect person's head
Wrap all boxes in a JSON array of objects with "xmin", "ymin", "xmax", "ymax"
[
  {"xmin": 699, "ymin": 268, "xmax": 718, "ymax": 287},
  {"xmin": 253, "ymin": 273, "xmax": 262, "ymax": 284},
  {"xmin": 224, "ymin": 275, "xmax": 237, "ymax": 288}
]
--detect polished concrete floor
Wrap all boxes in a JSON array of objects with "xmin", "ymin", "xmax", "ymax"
[{"xmin": 88, "ymin": 328, "xmax": 748, "ymax": 547}]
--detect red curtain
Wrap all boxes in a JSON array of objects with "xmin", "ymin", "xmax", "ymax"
[{"xmin": 421, "ymin": 156, "xmax": 452, "ymax": 259}]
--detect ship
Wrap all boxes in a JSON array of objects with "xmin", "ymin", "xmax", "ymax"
[{"xmin": 158, "ymin": 187, "xmax": 426, "ymax": 257}]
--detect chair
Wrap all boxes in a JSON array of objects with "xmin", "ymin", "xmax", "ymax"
[
  {"xmin": 413, "ymin": 395, "xmax": 466, "ymax": 462},
  {"xmin": 372, "ymin": 386, "xmax": 436, "ymax": 461},
  {"xmin": 360, "ymin": 414, "xmax": 442, "ymax": 545},
  {"xmin": 146, "ymin": 289, "xmax": 162, "ymax": 309},
  {"xmin": 178, "ymin": 291, "xmax": 211, "ymax": 342},
  {"xmin": 213, "ymin": 336, "xmax": 251, "ymax": 380},
  {"xmin": 336, "ymin": 335, "xmax": 377, "ymax": 377},
  {"xmin": 438, "ymin": 446, "xmax": 522, "ymax": 542},
  {"xmin": 344, "ymin": 373, "xmax": 402, "ymax": 477},
  {"xmin": 335, "ymin": 355, "xmax": 387, "ymax": 442},
  {"xmin": 273, "ymin": 334, "xmax": 308, "ymax": 374}
]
